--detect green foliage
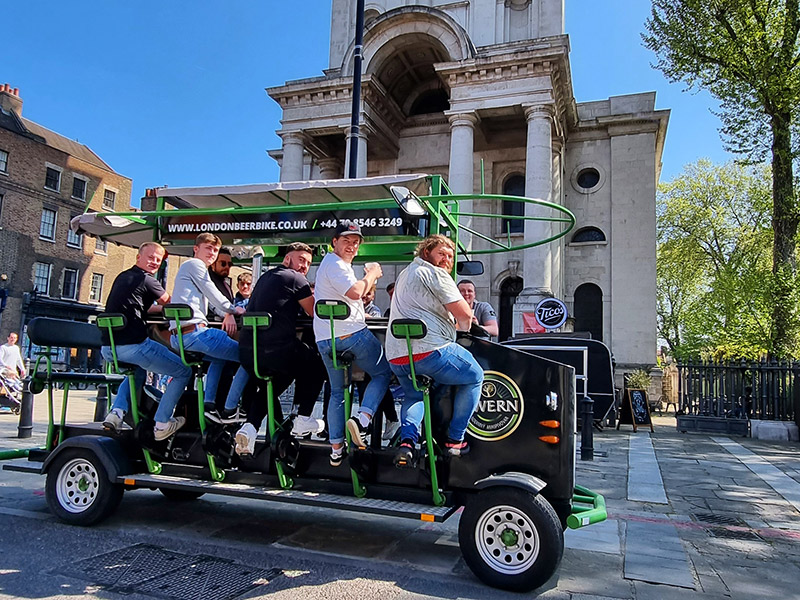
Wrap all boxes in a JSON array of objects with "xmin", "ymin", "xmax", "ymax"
[
  {"xmin": 656, "ymin": 160, "xmax": 793, "ymax": 359},
  {"xmin": 626, "ymin": 370, "xmax": 652, "ymax": 390},
  {"xmin": 644, "ymin": 0, "xmax": 800, "ymax": 358}
]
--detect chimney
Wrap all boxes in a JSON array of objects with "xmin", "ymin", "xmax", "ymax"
[{"xmin": 0, "ymin": 84, "xmax": 22, "ymax": 116}]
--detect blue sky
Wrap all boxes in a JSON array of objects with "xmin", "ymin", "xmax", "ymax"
[{"xmin": 5, "ymin": 1, "xmax": 728, "ymax": 204}]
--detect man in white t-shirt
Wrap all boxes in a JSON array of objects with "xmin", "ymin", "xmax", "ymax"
[
  {"xmin": 313, "ymin": 221, "xmax": 392, "ymax": 466},
  {"xmin": 0, "ymin": 333, "xmax": 26, "ymax": 378},
  {"xmin": 386, "ymin": 234, "xmax": 483, "ymax": 464}
]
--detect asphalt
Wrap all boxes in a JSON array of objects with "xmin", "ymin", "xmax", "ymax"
[{"xmin": 1, "ymin": 390, "xmax": 799, "ymax": 599}]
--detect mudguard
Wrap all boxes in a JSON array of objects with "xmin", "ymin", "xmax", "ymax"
[
  {"xmin": 474, "ymin": 472, "xmax": 547, "ymax": 496},
  {"xmin": 42, "ymin": 435, "xmax": 133, "ymax": 481}
]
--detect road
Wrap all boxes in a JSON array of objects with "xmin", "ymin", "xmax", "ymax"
[{"xmin": 1, "ymin": 391, "xmax": 799, "ymax": 599}]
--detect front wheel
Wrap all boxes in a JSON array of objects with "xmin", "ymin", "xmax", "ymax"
[
  {"xmin": 458, "ymin": 488, "xmax": 563, "ymax": 592},
  {"xmin": 45, "ymin": 448, "xmax": 123, "ymax": 525}
]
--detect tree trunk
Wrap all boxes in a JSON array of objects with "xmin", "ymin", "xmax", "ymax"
[{"xmin": 770, "ymin": 110, "xmax": 798, "ymax": 358}]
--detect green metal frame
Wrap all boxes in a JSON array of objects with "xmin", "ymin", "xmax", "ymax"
[
  {"xmin": 96, "ymin": 314, "xmax": 161, "ymax": 474},
  {"xmin": 314, "ymin": 300, "xmax": 366, "ymax": 498},
  {"xmin": 567, "ymin": 484, "xmax": 607, "ymax": 529},
  {"xmin": 162, "ymin": 304, "xmax": 225, "ymax": 482},
  {"xmin": 242, "ymin": 313, "xmax": 293, "ymax": 490},
  {"xmin": 390, "ymin": 320, "xmax": 446, "ymax": 507}
]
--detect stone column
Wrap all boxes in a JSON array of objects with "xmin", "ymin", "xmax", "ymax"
[
  {"xmin": 514, "ymin": 105, "xmax": 554, "ymax": 333},
  {"xmin": 317, "ymin": 157, "xmax": 342, "ymax": 180},
  {"xmin": 280, "ymin": 131, "xmax": 305, "ymax": 182},
  {"xmin": 447, "ymin": 113, "xmax": 477, "ymax": 250},
  {"xmin": 344, "ymin": 129, "xmax": 368, "ymax": 178}
]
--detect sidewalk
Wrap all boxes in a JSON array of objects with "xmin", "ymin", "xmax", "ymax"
[{"xmin": 564, "ymin": 414, "xmax": 800, "ymax": 599}]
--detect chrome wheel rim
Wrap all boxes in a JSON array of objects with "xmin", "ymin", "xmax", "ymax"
[
  {"xmin": 475, "ymin": 504, "xmax": 540, "ymax": 575},
  {"xmin": 56, "ymin": 458, "xmax": 99, "ymax": 513}
]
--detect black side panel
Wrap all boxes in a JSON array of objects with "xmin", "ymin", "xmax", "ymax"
[{"xmin": 27, "ymin": 317, "xmax": 104, "ymax": 349}]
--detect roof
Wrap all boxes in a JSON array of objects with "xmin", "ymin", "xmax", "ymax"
[{"xmin": 19, "ymin": 117, "xmax": 114, "ymax": 172}]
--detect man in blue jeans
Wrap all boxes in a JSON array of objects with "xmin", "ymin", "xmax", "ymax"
[
  {"xmin": 386, "ymin": 234, "xmax": 483, "ymax": 464},
  {"xmin": 100, "ymin": 242, "xmax": 192, "ymax": 440},
  {"xmin": 170, "ymin": 233, "xmax": 247, "ymax": 423},
  {"xmin": 313, "ymin": 221, "xmax": 392, "ymax": 466}
]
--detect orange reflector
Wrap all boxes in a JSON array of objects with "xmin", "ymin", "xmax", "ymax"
[
  {"xmin": 420, "ymin": 514, "xmax": 435, "ymax": 522},
  {"xmin": 539, "ymin": 420, "xmax": 560, "ymax": 429},
  {"xmin": 539, "ymin": 435, "xmax": 560, "ymax": 444},
  {"xmin": 123, "ymin": 478, "xmax": 136, "ymax": 486}
]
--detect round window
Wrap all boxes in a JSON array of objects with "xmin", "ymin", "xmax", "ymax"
[{"xmin": 576, "ymin": 168, "xmax": 600, "ymax": 190}]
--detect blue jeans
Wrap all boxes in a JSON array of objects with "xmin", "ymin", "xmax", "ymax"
[
  {"xmin": 389, "ymin": 343, "xmax": 483, "ymax": 444},
  {"xmin": 101, "ymin": 339, "xmax": 192, "ymax": 424},
  {"xmin": 170, "ymin": 328, "xmax": 249, "ymax": 411},
  {"xmin": 317, "ymin": 327, "xmax": 392, "ymax": 445}
]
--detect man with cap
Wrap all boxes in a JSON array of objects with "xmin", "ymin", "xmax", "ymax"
[{"xmin": 313, "ymin": 221, "xmax": 392, "ymax": 466}]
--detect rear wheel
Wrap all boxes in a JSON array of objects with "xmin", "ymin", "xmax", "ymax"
[
  {"xmin": 45, "ymin": 448, "xmax": 123, "ymax": 525},
  {"xmin": 458, "ymin": 488, "xmax": 563, "ymax": 592},
  {"xmin": 159, "ymin": 488, "xmax": 205, "ymax": 502}
]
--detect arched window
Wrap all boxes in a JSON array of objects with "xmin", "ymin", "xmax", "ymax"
[
  {"xmin": 571, "ymin": 227, "xmax": 606, "ymax": 243},
  {"xmin": 502, "ymin": 175, "xmax": 525, "ymax": 234},
  {"xmin": 574, "ymin": 283, "xmax": 603, "ymax": 341}
]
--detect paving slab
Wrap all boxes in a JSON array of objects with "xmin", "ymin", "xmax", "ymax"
[
  {"xmin": 624, "ymin": 521, "xmax": 694, "ymax": 589},
  {"xmin": 627, "ymin": 435, "xmax": 668, "ymax": 504}
]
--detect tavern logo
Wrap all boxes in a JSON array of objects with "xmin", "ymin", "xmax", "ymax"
[{"xmin": 467, "ymin": 371, "xmax": 524, "ymax": 441}]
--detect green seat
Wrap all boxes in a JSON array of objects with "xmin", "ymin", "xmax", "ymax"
[
  {"xmin": 390, "ymin": 317, "xmax": 444, "ymax": 506},
  {"xmin": 96, "ymin": 312, "xmax": 161, "ymax": 475},
  {"xmin": 162, "ymin": 303, "xmax": 224, "ymax": 482},
  {"xmin": 241, "ymin": 312, "xmax": 293, "ymax": 489},
  {"xmin": 315, "ymin": 298, "xmax": 365, "ymax": 498}
]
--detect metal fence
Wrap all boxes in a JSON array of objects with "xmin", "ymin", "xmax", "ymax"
[{"xmin": 677, "ymin": 359, "xmax": 799, "ymax": 422}]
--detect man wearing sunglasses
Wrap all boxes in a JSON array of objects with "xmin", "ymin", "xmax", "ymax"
[{"xmin": 207, "ymin": 247, "xmax": 235, "ymax": 321}]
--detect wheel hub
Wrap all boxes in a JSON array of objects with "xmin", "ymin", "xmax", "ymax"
[
  {"xmin": 475, "ymin": 504, "xmax": 541, "ymax": 575},
  {"xmin": 55, "ymin": 458, "xmax": 100, "ymax": 513}
]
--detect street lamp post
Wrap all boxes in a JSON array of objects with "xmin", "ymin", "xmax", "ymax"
[{"xmin": 347, "ymin": 0, "xmax": 366, "ymax": 179}]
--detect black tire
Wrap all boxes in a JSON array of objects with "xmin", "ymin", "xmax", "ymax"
[
  {"xmin": 159, "ymin": 488, "xmax": 205, "ymax": 502},
  {"xmin": 45, "ymin": 448, "xmax": 123, "ymax": 525},
  {"xmin": 458, "ymin": 488, "xmax": 564, "ymax": 592}
]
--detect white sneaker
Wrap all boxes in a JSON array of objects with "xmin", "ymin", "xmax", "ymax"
[
  {"xmin": 235, "ymin": 422, "xmax": 257, "ymax": 456},
  {"xmin": 382, "ymin": 419, "xmax": 400, "ymax": 441},
  {"xmin": 153, "ymin": 416, "xmax": 186, "ymax": 441},
  {"xmin": 103, "ymin": 408, "xmax": 125, "ymax": 433},
  {"xmin": 291, "ymin": 415, "xmax": 325, "ymax": 437}
]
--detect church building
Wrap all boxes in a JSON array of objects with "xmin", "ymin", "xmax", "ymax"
[{"xmin": 266, "ymin": 0, "xmax": 669, "ymax": 377}]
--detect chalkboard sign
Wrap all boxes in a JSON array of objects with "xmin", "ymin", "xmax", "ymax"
[{"xmin": 617, "ymin": 389, "xmax": 654, "ymax": 432}]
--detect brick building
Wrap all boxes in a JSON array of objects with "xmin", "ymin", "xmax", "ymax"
[{"xmin": 0, "ymin": 84, "xmax": 135, "ymax": 368}]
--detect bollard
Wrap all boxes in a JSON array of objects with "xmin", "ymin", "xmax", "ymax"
[
  {"xmin": 93, "ymin": 383, "xmax": 108, "ymax": 422},
  {"xmin": 580, "ymin": 395, "xmax": 594, "ymax": 461},
  {"xmin": 17, "ymin": 377, "xmax": 34, "ymax": 439}
]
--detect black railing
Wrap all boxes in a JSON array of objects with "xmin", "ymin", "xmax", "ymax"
[{"xmin": 677, "ymin": 359, "xmax": 799, "ymax": 422}]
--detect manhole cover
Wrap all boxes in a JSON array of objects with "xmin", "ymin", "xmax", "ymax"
[
  {"xmin": 706, "ymin": 527, "xmax": 762, "ymax": 541},
  {"xmin": 692, "ymin": 512, "xmax": 746, "ymax": 527},
  {"xmin": 57, "ymin": 544, "xmax": 280, "ymax": 600}
]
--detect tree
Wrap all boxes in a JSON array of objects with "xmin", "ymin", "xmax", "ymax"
[
  {"xmin": 657, "ymin": 160, "xmax": 777, "ymax": 359},
  {"xmin": 643, "ymin": 0, "xmax": 800, "ymax": 358}
]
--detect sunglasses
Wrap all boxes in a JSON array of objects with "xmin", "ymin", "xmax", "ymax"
[{"xmin": 217, "ymin": 260, "xmax": 231, "ymax": 266}]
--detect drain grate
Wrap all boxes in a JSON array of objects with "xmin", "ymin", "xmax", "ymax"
[
  {"xmin": 706, "ymin": 527, "xmax": 762, "ymax": 541},
  {"xmin": 692, "ymin": 512, "xmax": 746, "ymax": 527},
  {"xmin": 56, "ymin": 544, "xmax": 280, "ymax": 600}
]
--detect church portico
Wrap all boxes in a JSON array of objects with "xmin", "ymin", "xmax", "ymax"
[{"xmin": 267, "ymin": 0, "xmax": 669, "ymax": 378}]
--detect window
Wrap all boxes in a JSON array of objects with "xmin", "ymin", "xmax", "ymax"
[
  {"xmin": 95, "ymin": 237, "xmax": 107, "ymax": 254},
  {"xmin": 67, "ymin": 215, "xmax": 82, "ymax": 248},
  {"xmin": 571, "ymin": 227, "xmax": 606, "ymax": 243},
  {"xmin": 574, "ymin": 283, "xmax": 603, "ymax": 341},
  {"xmin": 0, "ymin": 149, "xmax": 8, "ymax": 173},
  {"xmin": 576, "ymin": 168, "xmax": 600, "ymax": 190},
  {"xmin": 71, "ymin": 176, "xmax": 87, "ymax": 201},
  {"xmin": 89, "ymin": 273, "xmax": 104, "ymax": 302},
  {"xmin": 62, "ymin": 268, "xmax": 79, "ymax": 300},
  {"xmin": 103, "ymin": 188, "xmax": 116, "ymax": 210},
  {"xmin": 501, "ymin": 174, "xmax": 525, "ymax": 234},
  {"xmin": 39, "ymin": 207, "xmax": 57, "ymax": 241},
  {"xmin": 33, "ymin": 262, "xmax": 52, "ymax": 295},
  {"xmin": 45, "ymin": 167, "xmax": 61, "ymax": 191}
]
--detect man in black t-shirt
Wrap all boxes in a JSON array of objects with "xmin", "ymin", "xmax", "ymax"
[
  {"xmin": 234, "ymin": 242, "xmax": 327, "ymax": 455},
  {"xmin": 100, "ymin": 242, "xmax": 192, "ymax": 441}
]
